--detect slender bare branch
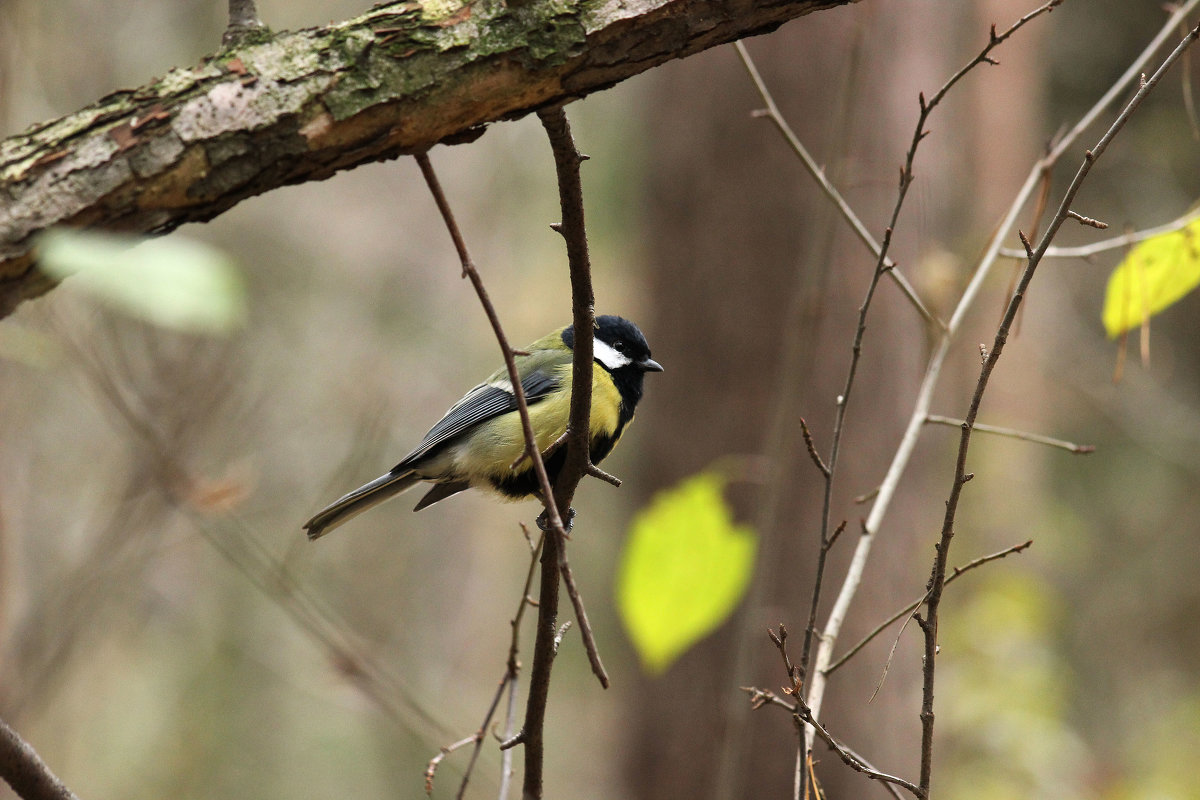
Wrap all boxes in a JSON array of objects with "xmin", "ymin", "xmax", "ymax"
[
  {"xmin": 517, "ymin": 103, "xmax": 609, "ymax": 800},
  {"xmin": 825, "ymin": 540, "xmax": 1032, "ymax": 675},
  {"xmin": 925, "ymin": 415, "xmax": 1095, "ymax": 454},
  {"xmin": 415, "ymin": 152, "xmax": 562, "ymax": 528},
  {"xmin": 557, "ymin": 547, "xmax": 610, "ymax": 687},
  {"xmin": 793, "ymin": 697, "xmax": 923, "ymax": 798},
  {"xmin": 0, "ymin": 717, "xmax": 81, "ymax": 800},
  {"xmin": 743, "ymin": 686, "xmax": 915, "ymax": 800},
  {"xmin": 1000, "ymin": 205, "xmax": 1200, "ymax": 258},
  {"xmin": 497, "ymin": 666, "xmax": 521, "ymax": 800},
  {"xmin": 835, "ymin": 742, "xmax": 906, "ymax": 800},
  {"xmin": 754, "ymin": 627, "xmax": 921, "ymax": 799},
  {"xmin": 425, "ymin": 736, "xmax": 476, "ymax": 797},
  {"xmin": 735, "ymin": 41, "xmax": 942, "ymax": 329},
  {"xmin": 426, "ymin": 532, "xmax": 546, "ymax": 799},
  {"xmin": 460, "ymin": 535, "xmax": 544, "ymax": 799},
  {"xmin": 1065, "ymin": 209, "xmax": 1109, "ymax": 229},
  {"xmin": 497, "ymin": 528, "xmax": 542, "ymax": 800},
  {"xmin": 867, "ymin": 592, "xmax": 927, "ymax": 704},
  {"xmin": 824, "ymin": 520, "xmax": 848, "ymax": 553},
  {"xmin": 743, "ymin": 686, "xmax": 799, "ymax": 714}
]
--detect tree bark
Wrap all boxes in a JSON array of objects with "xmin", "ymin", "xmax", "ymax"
[{"xmin": 0, "ymin": 0, "xmax": 853, "ymax": 318}]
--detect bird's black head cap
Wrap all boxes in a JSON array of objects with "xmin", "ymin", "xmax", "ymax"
[
  {"xmin": 561, "ymin": 315, "xmax": 662, "ymax": 416},
  {"xmin": 561, "ymin": 316, "xmax": 658, "ymax": 368}
]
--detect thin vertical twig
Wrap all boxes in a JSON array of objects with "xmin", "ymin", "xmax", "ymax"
[
  {"xmin": 421, "ymin": 533, "xmax": 544, "ymax": 799},
  {"xmin": 414, "ymin": 150, "xmax": 575, "ymax": 800},
  {"xmin": 223, "ymin": 0, "xmax": 266, "ymax": 46},
  {"xmin": 515, "ymin": 104, "xmax": 611, "ymax": 800}
]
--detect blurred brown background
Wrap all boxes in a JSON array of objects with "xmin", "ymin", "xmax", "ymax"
[{"xmin": 2, "ymin": 1, "xmax": 1199, "ymax": 798}]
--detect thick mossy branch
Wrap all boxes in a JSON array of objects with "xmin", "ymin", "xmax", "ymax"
[{"xmin": 0, "ymin": 0, "xmax": 849, "ymax": 317}]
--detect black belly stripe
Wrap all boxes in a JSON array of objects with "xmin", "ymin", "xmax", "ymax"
[
  {"xmin": 489, "ymin": 422, "xmax": 628, "ymax": 500},
  {"xmin": 491, "ymin": 373, "xmax": 641, "ymax": 500}
]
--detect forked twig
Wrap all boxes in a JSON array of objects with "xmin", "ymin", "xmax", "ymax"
[
  {"xmin": 424, "ymin": 532, "xmax": 544, "ymax": 799},
  {"xmin": 999, "ymin": 205, "xmax": 1200, "ymax": 258},
  {"xmin": 824, "ymin": 540, "xmax": 1033, "ymax": 675},
  {"xmin": 735, "ymin": 41, "xmax": 941, "ymax": 330},
  {"xmin": 741, "ymin": 684, "xmax": 922, "ymax": 799}
]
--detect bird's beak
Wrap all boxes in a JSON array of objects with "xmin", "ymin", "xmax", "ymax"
[{"xmin": 640, "ymin": 357, "xmax": 664, "ymax": 373}]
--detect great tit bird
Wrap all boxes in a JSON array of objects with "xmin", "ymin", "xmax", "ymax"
[{"xmin": 304, "ymin": 315, "xmax": 662, "ymax": 540}]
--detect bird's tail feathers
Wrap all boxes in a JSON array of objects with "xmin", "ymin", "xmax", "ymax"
[{"xmin": 304, "ymin": 470, "xmax": 421, "ymax": 540}]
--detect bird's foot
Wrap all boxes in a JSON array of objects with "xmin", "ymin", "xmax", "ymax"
[{"xmin": 536, "ymin": 506, "xmax": 576, "ymax": 534}]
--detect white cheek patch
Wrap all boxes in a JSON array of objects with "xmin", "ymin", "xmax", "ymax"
[{"xmin": 593, "ymin": 338, "xmax": 632, "ymax": 371}]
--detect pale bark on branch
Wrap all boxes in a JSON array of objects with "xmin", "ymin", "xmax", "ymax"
[{"xmin": 0, "ymin": 0, "xmax": 851, "ymax": 317}]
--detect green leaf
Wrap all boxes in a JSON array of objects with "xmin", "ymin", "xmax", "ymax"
[
  {"xmin": 38, "ymin": 228, "xmax": 247, "ymax": 334},
  {"xmin": 616, "ymin": 472, "xmax": 757, "ymax": 675},
  {"xmin": 1102, "ymin": 219, "xmax": 1200, "ymax": 338}
]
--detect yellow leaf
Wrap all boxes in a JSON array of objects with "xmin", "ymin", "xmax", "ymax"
[
  {"xmin": 616, "ymin": 472, "xmax": 757, "ymax": 675},
  {"xmin": 1102, "ymin": 219, "xmax": 1200, "ymax": 338}
]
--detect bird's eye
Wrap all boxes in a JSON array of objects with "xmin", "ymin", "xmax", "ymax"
[{"xmin": 613, "ymin": 342, "xmax": 625, "ymax": 353}]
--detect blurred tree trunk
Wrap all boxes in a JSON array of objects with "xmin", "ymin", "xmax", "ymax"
[{"xmin": 624, "ymin": 1, "xmax": 1045, "ymax": 796}]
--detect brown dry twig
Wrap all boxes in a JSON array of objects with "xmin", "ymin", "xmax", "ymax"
[
  {"xmin": 0, "ymin": 717, "xmax": 81, "ymax": 800},
  {"xmin": 516, "ymin": 104, "xmax": 612, "ymax": 800},
  {"xmin": 925, "ymin": 415, "xmax": 1095, "ymax": 454},
  {"xmin": 735, "ymin": 41, "xmax": 941, "ymax": 329},
  {"xmin": 799, "ymin": 5, "xmax": 1105, "ymax": 792},
  {"xmin": 825, "ymin": 539, "xmax": 1033, "ymax": 675},
  {"xmin": 741, "ymin": 673, "xmax": 921, "ymax": 799},
  {"xmin": 424, "ymin": 533, "xmax": 545, "ymax": 799},
  {"xmin": 415, "ymin": 148, "xmax": 583, "ymax": 800}
]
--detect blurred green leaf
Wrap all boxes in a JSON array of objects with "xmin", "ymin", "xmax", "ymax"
[
  {"xmin": 616, "ymin": 472, "xmax": 757, "ymax": 675},
  {"xmin": 1102, "ymin": 219, "xmax": 1200, "ymax": 338},
  {"xmin": 39, "ymin": 228, "xmax": 247, "ymax": 334}
]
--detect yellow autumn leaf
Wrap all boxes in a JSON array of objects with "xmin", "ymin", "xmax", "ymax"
[
  {"xmin": 616, "ymin": 472, "xmax": 757, "ymax": 675},
  {"xmin": 1102, "ymin": 219, "xmax": 1200, "ymax": 338}
]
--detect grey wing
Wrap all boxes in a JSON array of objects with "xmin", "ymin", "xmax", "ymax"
[{"xmin": 395, "ymin": 368, "xmax": 561, "ymax": 468}]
